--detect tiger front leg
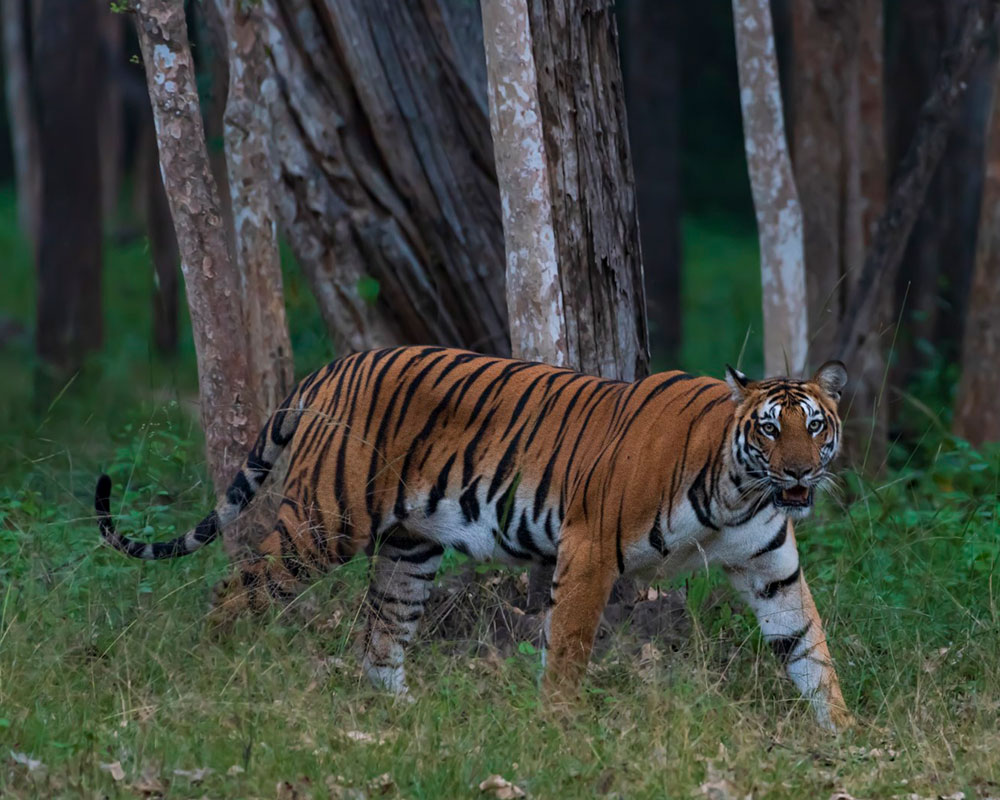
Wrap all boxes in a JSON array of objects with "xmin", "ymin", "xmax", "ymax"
[
  {"xmin": 542, "ymin": 526, "xmax": 619, "ymax": 703},
  {"xmin": 726, "ymin": 520, "xmax": 853, "ymax": 732}
]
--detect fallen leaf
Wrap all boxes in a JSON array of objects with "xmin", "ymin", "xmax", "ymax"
[
  {"xmin": 343, "ymin": 730, "xmax": 392, "ymax": 745},
  {"xmin": 829, "ymin": 793, "xmax": 860, "ymax": 800},
  {"xmin": 227, "ymin": 764, "xmax": 245, "ymax": 776},
  {"xmin": 173, "ymin": 767, "xmax": 213, "ymax": 783},
  {"xmin": 10, "ymin": 751, "xmax": 45, "ymax": 772},
  {"xmin": 479, "ymin": 774, "xmax": 526, "ymax": 799},
  {"xmin": 101, "ymin": 761, "xmax": 126, "ymax": 782}
]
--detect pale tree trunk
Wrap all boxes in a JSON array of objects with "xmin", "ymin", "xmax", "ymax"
[
  {"xmin": 733, "ymin": 0, "xmax": 808, "ymax": 378},
  {"xmin": 954, "ymin": 71, "xmax": 1000, "ymax": 444},
  {"xmin": 34, "ymin": 0, "xmax": 103, "ymax": 376},
  {"xmin": 132, "ymin": 0, "xmax": 257, "ymax": 555},
  {"xmin": 214, "ymin": 0, "xmax": 294, "ymax": 415},
  {"xmin": 482, "ymin": 0, "xmax": 650, "ymax": 609},
  {"xmin": 624, "ymin": 0, "xmax": 682, "ymax": 367},
  {"xmin": 791, "ymin": 0, "xmax": 888, "ymax": 469},
  {"xmin": 2, "ymin": 0, "xmax": 39, "ymax": 248},
  {"xmin": 481, "ymin": 0, "xmax": 568, "ymax": 366},
  {"xmin": 260, "ymin": 0, "xmax": 509, "ymax": 356}
]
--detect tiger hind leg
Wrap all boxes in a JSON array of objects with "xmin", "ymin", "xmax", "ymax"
[
  {"xmin": 211, "ymin": 496, "xmax": 349, "ymax": 623},
  {"xmin": 362, "ymin": 527, "xmax": 443, "ymax": 696}
]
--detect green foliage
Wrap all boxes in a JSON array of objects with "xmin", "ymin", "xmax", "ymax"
[{"xmin": 1, "ymin": 192, "xmax": 998, "ymax": 797}]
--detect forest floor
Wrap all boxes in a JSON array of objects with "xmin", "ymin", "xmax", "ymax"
[{"xmin": 2, "ymin": 191, "xmax": 999, "ymax": 798}]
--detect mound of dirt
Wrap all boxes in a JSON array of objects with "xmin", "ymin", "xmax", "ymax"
[{"xmin": 421, "ymin": 568, "xmax": 690, "ymax": 660}]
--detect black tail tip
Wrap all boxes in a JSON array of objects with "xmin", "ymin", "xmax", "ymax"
[{"xmin": 95, "ymin": 474, "xmax": 112, "ymax": 516}]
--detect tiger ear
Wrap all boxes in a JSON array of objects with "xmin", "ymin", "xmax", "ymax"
[
  {"xmin": 811, "ymin": 360, "xmax": 848, "ymax": 402},
  {"xmin": 725, "ymin": 364, "xmax": 751, "ymax": 401}
]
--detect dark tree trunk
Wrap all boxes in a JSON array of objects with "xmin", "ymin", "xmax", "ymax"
[
  {"xmin": 836, "ymin": 0, "xmax": 999, "ymax": 372},
  {"xmin": 528, "ymin": 0, "xmax": 650, "ymax": 382},
  {"xmin": 2, "ymin": 0, "xmax": 40, "ymax": 248},
  {"xmin": 33, "ymin": 0, "xmax": 103, "ymax": 374},
  {"xmin": 623, "ymin": 0, "xmax": 682, "ymax": 367},
  {"xmin": 261, "ymin": 0, "xmax": 509, "ymax": 356},
  {"xmin": 954, "ymin": 68, "xmax": 1000, "ymax": 444},
  {"xmin": 97, "ymin": 1, "xmax": 124, "ymax": 224},
  {"xmin": 887, "ymin": 0, "xmax": 997, "ymax": 395},
  {"xmin": 790, "ymin": 0, "xmax": 888, "ymax": 470}
]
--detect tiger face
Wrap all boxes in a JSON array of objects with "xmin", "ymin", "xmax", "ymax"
[{"xmin": 726, "ymin": 361, "xmax": 848, "ymax": 518}]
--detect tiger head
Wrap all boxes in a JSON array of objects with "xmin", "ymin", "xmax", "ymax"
[{"xmin": 725, "ymin": 361, "xmax": 848, "ymax": 518}]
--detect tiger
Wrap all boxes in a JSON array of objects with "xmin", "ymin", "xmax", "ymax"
[{"xmin": 94, "ymin": 346, "xmax": 852, "ymax": 730}]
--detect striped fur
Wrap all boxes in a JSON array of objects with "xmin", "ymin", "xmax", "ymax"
[{"xmin": 95, "ymin": 347, "xmax": 852, "ymax": 729}]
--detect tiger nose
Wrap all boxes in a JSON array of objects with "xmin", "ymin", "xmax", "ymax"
[{"xmin": 784, "ymin": 467, "xmax": 809, "ymax": 481}]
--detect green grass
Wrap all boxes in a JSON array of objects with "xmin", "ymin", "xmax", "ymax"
[{"xmin": 2, "ymin": 192, "xmax": 999, "ymax": 798}]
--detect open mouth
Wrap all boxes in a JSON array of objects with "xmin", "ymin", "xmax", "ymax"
[{"xmin": 775, "ymin": 485, "xmax": 813, "ymax": 508}]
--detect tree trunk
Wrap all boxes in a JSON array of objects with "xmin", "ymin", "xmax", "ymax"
[
  {"xmin": 33, "ymin": 0, "xmax": 103, "ymax": 374},
  {"xmin": 954, "ymin": 70, "xmax": 1000, "ymax": 444},
  {"xmin": 483, "ymin": 0, "xmax": 650, "ymax": 610},
  {"xmin": 260, "ymin": 0, "xmax": 509, "ymax": 356},
  {"xmin": 790, "ymin": 0, "xmax": 888, "ymax": 469},
  {"xmin": 888, "ymin": 0, "xmax": 996, "ymax": 398},
  {"xmin": 144, "ymin": 124, "xmax": 180, "ymax": 357},
  {"xmin": 215, "ymin": 0, "xmax": 294, "ymax": 415},
  {"xmin": 132, "ymin": 0, "xmax": 257, "ymax": 542},
  {"xmin": 2, "ymin": 0, "xmax": 39, "ymax": 248},
  {"xmin": 623, "ymin": 0, "xmax": 682, "ymax": 367},
  {"xmin": 733, "ymin": 0, "xmax": 808, "ymax": 378},
  {"xmin": 834, "ymin": 0, "xmax": 999, "ymax": 367},
  {"xmin": 481, "ymin": 0, "xmax": 568, "ymax": 366},
  {"xmin": 528, "ymin": 0, "xmax": 650, "ymax": 382},
  {"xmin": 97, "ymin": 2, "xmax": 124, "ymax": 224}
]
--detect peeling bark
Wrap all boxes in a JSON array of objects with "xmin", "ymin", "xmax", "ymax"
[
  {"xmin": 215, "ymin": 0, "xmax": 294, "ymax": 414},
  {"xmin": 260, "ymin": 0, "xmax": 509, "ymax": 356},
  {"xmin": 954, "ymin": 70, "xmax": 1000, "ymax": 444},
  {"xmin": 132, "ymin": 0, "xmax": 256, "ymax": 529},
  {"xmin": 481, "ymin": 0, "xmax": 568, "ymax": 366},
  {"xmin": 733, "ymin": 0, "xmax": 808, "ymax": 377},
  {"xmin": 528, "ymin": 0, "xmax": 650, "ymax": 382}
]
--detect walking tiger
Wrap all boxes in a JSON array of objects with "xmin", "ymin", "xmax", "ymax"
[{"xmin": 95, "ymin": 346, "xmax": 852, "ymax": 730}]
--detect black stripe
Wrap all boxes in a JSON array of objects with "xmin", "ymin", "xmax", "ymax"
[
  {"xmin": 761, "ymin": 566, "xmax": 801, "ymax": 600},
  {"xmin": 460, "ymin": 477, "xmax": 481, "ymax": 523},
  {"xmin": 770, "ymin": 621, "xmax": 812, "ymax": 665},
  {"xmin": 226, "ymin": 471, "xmax": 254, "ymax": 510},
  {"xmin": 367, "ymin": 586, "xmax": 425, "ymax": 609},
  {"xmin": 752, "ymin": 525, "xmax": 787, "ymax": 559},
  {"xmin": 426, "ymin": 453, "xmax": 456, "ymax": 515}
]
